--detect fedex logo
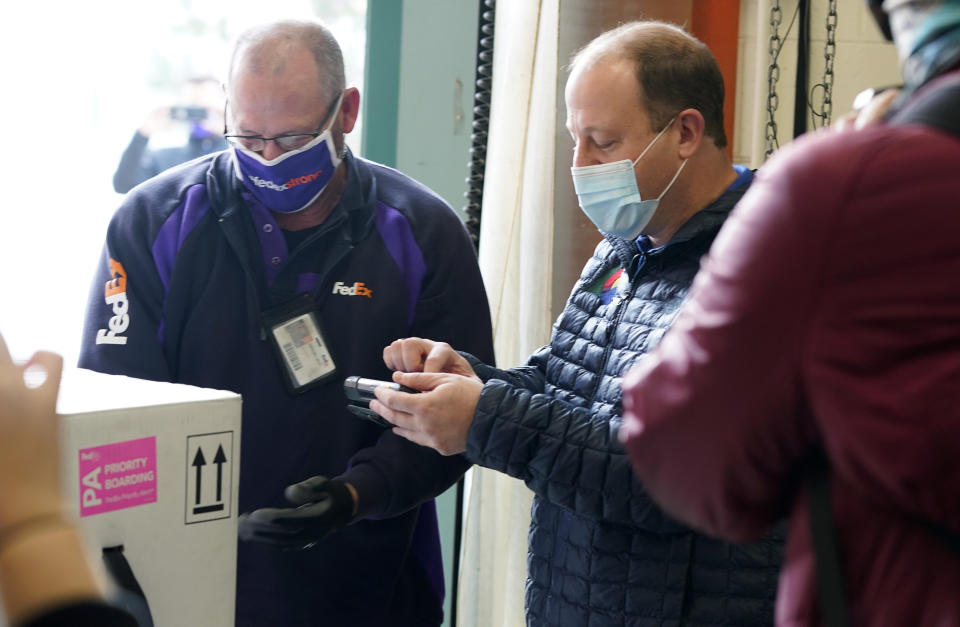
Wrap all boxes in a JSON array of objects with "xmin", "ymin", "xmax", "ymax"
[
  {"xmin": 332, "ymin": 281, "xmax": 373, "ymax": 298},
  {"xmin": 96, "ymin": 258, "xmax": 130, "ymax": 345},
  {"xmin": 249, "ymin": 169, "xmax": 323, "ymax": 191}
]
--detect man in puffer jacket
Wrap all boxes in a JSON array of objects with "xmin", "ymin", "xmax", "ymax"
[{"xmin": 372, "ymin": 22, "xmax": 783, "ymax": 626}]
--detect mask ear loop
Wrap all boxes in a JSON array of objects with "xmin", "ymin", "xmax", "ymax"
[
  {"xmin": 631, "ymin": 115, "xmax": 678, "ymax": 167},
  {"xmin": 656, "ymin": 158, "xmax": 688, "ymax": 202},
  {"xmin": 324, "ymin": 91, "xmax": 348, "ymax": 160},
  {"xmin": 322, "ymin": 91, "xmax": 346, "ymax": 134}
]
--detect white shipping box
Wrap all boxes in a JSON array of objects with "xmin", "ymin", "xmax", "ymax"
[{"xmin": 2, "ymin": 368, "xmax": 242, "ymax": 627}]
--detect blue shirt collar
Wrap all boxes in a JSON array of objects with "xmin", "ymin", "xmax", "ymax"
[{"xmin": 635, "ymin": 165, "xmax": 753, "ymax": 254}]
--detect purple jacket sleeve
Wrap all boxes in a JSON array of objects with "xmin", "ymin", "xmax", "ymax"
[
  {"xmin": 23, "ymin": 602, "xmax": 138, "ymax": 627},
  {"xmin": 78, "ymin": 204, "xmax": 172, "ymax": 382},
  {"xmin": 337, "ymin": 207, "xmax": 494, "ymax": 519}
]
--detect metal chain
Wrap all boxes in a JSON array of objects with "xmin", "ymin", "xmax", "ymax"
[
  {"xmin": 822, "ymin": 0, "xmax": 838, "ymax": 124},
  {"xmin": 765, "ymin": 0, "xmax": 783, "ymax": 159},
  {"xmin": 810, "ymin": 0, "xmax": 838, "ymax": 128}
]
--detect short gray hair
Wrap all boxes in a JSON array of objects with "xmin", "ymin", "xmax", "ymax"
[{"xmin": 228, "ymin": 19, "xmax": 345, "ymax": 99}]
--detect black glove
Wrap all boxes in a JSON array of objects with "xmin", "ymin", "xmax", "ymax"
[{"xmin": 238, "ymin": 476, "xmax": 354, "ymax": 549}]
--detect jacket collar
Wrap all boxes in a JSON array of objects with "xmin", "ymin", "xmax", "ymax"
[{"xmin": 605, "ymin": 171, "xmax": 753, "ymax": 272}]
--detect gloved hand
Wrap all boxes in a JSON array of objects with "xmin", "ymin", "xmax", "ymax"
[{"xmin": 238, "ymin": 476, "xmax": 354, "ymax": 549}]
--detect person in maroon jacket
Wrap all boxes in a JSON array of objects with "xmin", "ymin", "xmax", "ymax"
[{"xmin": 620, "ymin": 1, "xmax": 960, "ymax": 626}]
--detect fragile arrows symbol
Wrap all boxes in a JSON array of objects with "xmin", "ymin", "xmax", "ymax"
[
  {"xmin": 213, "ymin": 445, "xmax": 227, "ymax": 502},
  {"xmin": 192, "ymin": 447, "xmax": 206, "ymax": 505}
]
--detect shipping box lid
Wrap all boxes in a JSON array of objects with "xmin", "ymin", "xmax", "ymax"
[{"xmin": 57, "ymin": 368, "xmax": 239, "ymax": 415}]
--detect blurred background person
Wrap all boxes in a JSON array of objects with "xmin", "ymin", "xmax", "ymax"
[{"xmin": 112, "ymin": 75, "xmax": 227, "ymax": 194}]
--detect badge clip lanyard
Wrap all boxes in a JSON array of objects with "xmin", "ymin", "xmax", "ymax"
[{"xmin": 261, "ymin": 293, "xmax": 339, "ymax": 394}]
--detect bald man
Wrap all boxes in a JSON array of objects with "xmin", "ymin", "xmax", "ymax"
[
  {"xmin": 372, "ymin": 21, "xmax": 783, "ymax": 627},
  {"xmin": 80, "ymin": 19, "xmax": 494, "ymax": 627}
]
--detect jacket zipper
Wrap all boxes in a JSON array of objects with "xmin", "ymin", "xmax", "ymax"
[
  {"xmin": 584, "ymin": 253, "xmax": 645, "ymax": 406},
  {"xmin": 217, "ymin": 216, "xmax": 270, "ymax": 340}
]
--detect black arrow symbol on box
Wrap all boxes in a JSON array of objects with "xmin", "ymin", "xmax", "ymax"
[
  {"xmin": 192, "ymin": 447, "xmax": 206, "ymax": 505},
  {"xmin": 214, "ymin": 445, "xmax": 227, "ymax": 502}
]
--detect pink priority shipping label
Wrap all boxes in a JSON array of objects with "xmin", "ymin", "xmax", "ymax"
[{"xmin": 78, "ymin": 436, "xmax": 158, "ymax": 517}]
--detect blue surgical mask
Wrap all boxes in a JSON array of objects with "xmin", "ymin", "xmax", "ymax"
[
  {"xmin": 571, "ymin": 117, "xmax": 687, "ymax": 240},
  {"xmin": 232, "ymin": 95, "xmax": 344, "ymax": 214}
]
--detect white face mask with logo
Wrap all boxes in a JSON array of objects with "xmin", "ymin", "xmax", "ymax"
[{"xmin": 570, "ymin": 116, "xmax": 687, "ymax": 240}]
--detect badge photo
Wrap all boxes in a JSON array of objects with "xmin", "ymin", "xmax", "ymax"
[{"xmin": 262, "ymin": 294, "xmax": 338, "ymax": 393}]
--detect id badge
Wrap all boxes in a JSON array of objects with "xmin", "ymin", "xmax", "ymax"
[{"xmin": 262, "ymin": 294, "xmax": 338, "ymax": 393}]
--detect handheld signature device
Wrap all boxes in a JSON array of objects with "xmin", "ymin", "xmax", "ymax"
[{"xmin": 343, "ymin": 376, "xmax": 418, "ymax": 428}]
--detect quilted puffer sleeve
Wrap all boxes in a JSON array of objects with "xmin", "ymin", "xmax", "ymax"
[
  {"xmin": 464, "ymin": 368, "xmax": 683, "ymax": 532},
  {"xmin": 462, "ymin": 347, "xmax": 548, "ymax": 392}
]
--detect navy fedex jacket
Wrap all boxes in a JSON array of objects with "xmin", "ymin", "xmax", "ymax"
[{"xmin": 79, "ymin": 149, "xmax": 495, "ymax": 627}]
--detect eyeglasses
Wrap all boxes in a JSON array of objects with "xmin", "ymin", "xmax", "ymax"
[{"xmin": 224, "ymin": 92, "xmax": 341, "ymax": 153}]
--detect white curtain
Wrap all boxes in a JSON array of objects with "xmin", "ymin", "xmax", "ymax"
[{"xmin": 456, "ymin": 1, "xmax": 560, "ymax": 625}]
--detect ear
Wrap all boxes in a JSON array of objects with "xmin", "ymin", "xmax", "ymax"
[
  {"xmin": 340, "ymin": 87, "xmax": 361, "ymax": 134},
  {"xmin": 676, "ymin": 108, "xmax": 705, "ymax": 159}
]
